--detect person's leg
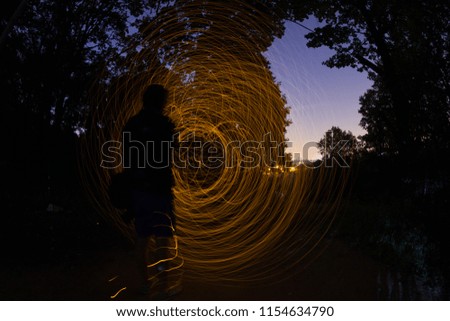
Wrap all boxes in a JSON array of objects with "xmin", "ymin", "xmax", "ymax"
[
  {"xmin": 132, "ymin": 189, "xmax": 157, "ymax": 292},
  {"xmin": 149, "ymin": 196, "xmax": 182, "ymax": 297},
  {"xmin": 136, "ymin": 236, "xmax": 152, "ymax": 290},
  {"xmin": 154, "ymin": 236, "xmax": 170, "ymax": 289},
  {"xmin": 152, "ymin": 236, "xmax": 182, "ymax": 298},
  {"xmin": 152, "ymin": 197, "xmax": 175, "ymax": 275}
]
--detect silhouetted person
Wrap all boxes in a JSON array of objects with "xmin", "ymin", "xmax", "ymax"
[{"xmin": 122, "ymin": 84, "xmax": 180, "ymax": 298}]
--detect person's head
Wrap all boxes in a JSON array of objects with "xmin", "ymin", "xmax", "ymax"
[{"xmin": 142, "ymin": 84, "xmax": 168, "ymax": 113}]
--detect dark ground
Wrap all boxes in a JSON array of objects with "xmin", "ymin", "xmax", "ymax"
[
  {"xmin": 1, "ymin": 166, "xmax": 448, "ymax": 301},
  {"xmin": 0, "ymin": 204, "xmax": 439, "ymax": 301}
]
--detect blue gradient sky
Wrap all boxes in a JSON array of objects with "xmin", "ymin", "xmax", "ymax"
[{"xmin": 265, "ymin": 21, "xmax": 373, "ymax": 160}]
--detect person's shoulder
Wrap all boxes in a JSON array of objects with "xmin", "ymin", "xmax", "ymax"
[
  {"xmin": 165, "ymin": 115, "xmax": 175, "ymax": 127},
  {"xmin": 124, "ymin": 114, "xmax": 143, "ymax": 131},
  {"xmin": 153, "ymin": 113, "xmax": 174, "ymax": 126},
  {"xmin": 164, "ymin": 115, "xmax": 176, "ymax": 132}
]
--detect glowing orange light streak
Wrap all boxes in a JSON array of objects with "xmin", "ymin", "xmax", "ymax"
[
  {"xmin": 80, "ymin": 0, "xmax": 348, "ymax": 284},
  {"xmin": 110, "ymin": 287, "xmax": 127, "ymax": 299},
  {"xmin": 108, "ymin": 275, "xmax": 119, "ymax": 282}
]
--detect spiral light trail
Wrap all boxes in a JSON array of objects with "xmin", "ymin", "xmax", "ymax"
[{"xmin": 80, "ymin": 0, "xmax": 347, "ymax": 284}]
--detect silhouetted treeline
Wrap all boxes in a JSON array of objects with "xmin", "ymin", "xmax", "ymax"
[
  {"xmin": 3, "ymin": 1, "xmax": 448, "ymax": 188},
  {"xmin": 288, "ymin": 0, "xmax": 450, "ymax": 174},
  {"xmin": 2, "ymin": 1, "xmax": 449, "ymax": 232}
]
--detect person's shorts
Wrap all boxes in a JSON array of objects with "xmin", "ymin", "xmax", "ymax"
[{"xmin": 130, "ymin": 189, "xmax": 174, "ymax": 238}]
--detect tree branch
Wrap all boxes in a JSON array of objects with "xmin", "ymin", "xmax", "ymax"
[
  {"xmin": 286, "ymin": 19, "xmax": 314, "ymax": 33},
  {"xmin": 353, "ymin": 53, "xmax": 381, "ymax": 74},
  {"xmin": 0, "ymin": 0, "xmax": 28, "ymax": 50}
]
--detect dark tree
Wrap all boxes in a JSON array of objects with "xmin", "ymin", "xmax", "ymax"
[
  {"xmin": 358, "ymin": 77, "xmax": 397, "ymax": 156},
  {"xmin": 284, "ymin": 0, "xmax": 450, "ymax": 164},
  {"xmin": 0, "ymin": 0, "xmax": 145, "ymax": 192},
  {"xmin": 318, "ymin": 126, "xmax": 360, "ymax": 165},
  {"xmin": 0, "ymin": 0, "xmax": 146, "ymax": 131}
]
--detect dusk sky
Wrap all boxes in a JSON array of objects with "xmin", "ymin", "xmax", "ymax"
[{"xmin": 265, "ymin": 21, "xmax": 373, "ymax": 160}]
